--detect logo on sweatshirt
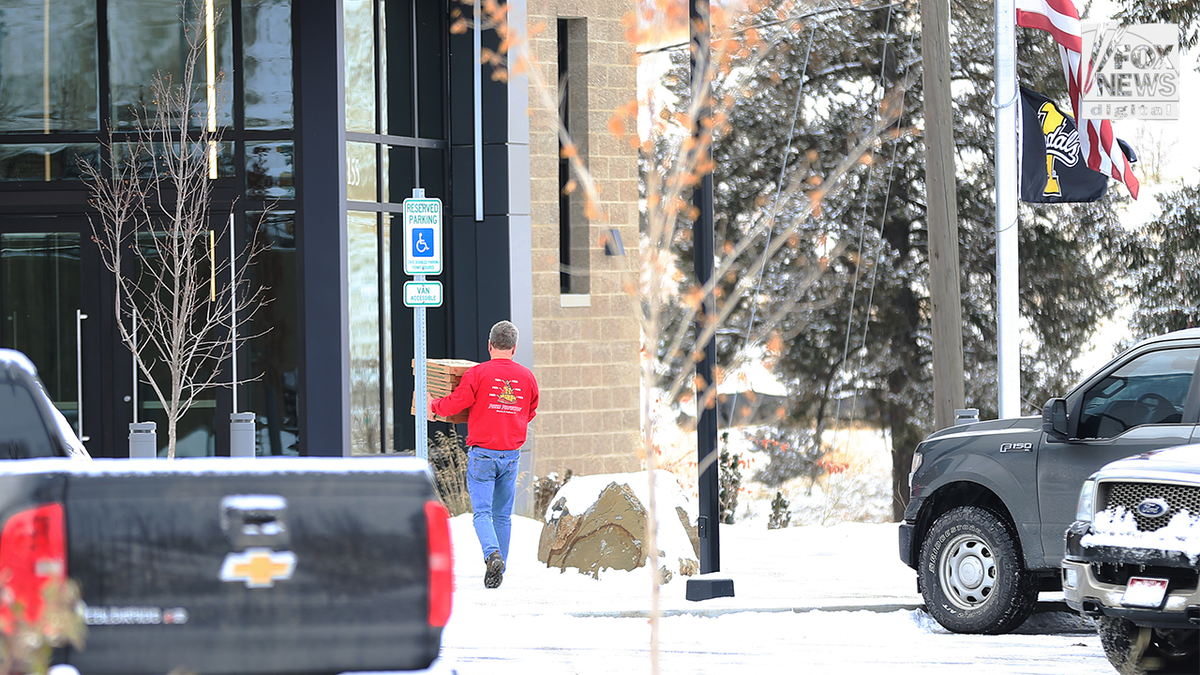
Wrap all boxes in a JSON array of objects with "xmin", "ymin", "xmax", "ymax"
[{"xmin": 498, "ymin": 379, "xmax": 518, "ymax": 403}]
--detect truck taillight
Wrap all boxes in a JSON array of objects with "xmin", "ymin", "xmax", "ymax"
[
  {"xmin": 0, "ymin": 503, "xmax": 66, "ymax": 630},
  {"xmin": 425, "ymin": 501, "xmax": 453, "ymax": 627}
]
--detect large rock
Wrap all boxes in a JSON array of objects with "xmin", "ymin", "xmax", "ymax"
[{"xmin": 537, "ymin": 474, "xmax": 700, "ymax": 581}]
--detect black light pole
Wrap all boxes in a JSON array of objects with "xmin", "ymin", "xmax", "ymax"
[{"xmin": 685, "ymin": 0, "xmax": 734, "ymax": 602}]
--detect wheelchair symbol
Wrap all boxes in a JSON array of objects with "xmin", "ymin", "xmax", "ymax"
[{"xmin": 411, "ymin": 228, "xmax": 435, "ymax": 258}]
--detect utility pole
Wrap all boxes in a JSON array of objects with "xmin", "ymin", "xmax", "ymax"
[{"xmin": 920, "ymin": 0, "xmax": 966, "ymax": 429}]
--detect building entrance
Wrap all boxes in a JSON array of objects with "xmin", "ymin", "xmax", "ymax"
[{"xmin": 0, "ymin": 219, "xmax": 111, "ymax": 453}]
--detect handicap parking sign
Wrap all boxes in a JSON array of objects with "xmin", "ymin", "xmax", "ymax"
[
  {"xmin": 403, "ymin": 197, "xmax": 442, "ymax": 275},
  {"xmin": 412, "ymin": 228, "xmax": 434, "ymax": 257}
]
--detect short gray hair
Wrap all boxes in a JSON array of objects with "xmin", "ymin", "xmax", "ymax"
[{"xmin": 488, "ymin": 321, "xmax": 519, "ymax": 351}]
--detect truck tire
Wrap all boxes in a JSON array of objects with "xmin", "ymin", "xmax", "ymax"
[
  {"xmin": 917, "ymin": 505, "xmax": 1037, "ymax": 634},
  {"xmin": 1098, "ymin": 617, "xmax": 1199, "ymax": 675}
]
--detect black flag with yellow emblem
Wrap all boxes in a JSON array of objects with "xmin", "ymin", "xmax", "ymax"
[{"xmin": 1019, "ymin": 87, "xmax": 1108, "ymax": 203}]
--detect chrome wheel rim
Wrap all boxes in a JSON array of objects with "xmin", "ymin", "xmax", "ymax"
[{"xmin": 938, "ymin": 532, "xmax": 996, "ymax": 610}]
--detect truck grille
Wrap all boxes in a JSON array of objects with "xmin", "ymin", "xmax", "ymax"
[
  {"xmin": 1091, "ymin": 561, "xmax": 1198, "ymax": 589},
  {"xmin": 1103, "ymin": 481, "xmax": 1200, "ymax": 532}
]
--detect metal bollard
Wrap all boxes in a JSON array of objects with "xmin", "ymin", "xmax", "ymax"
[
  {"xmin": 129, "ymin": 422, "xmax": 158, "ymax": 458},
  {"xmin": 230, "ymin": 412, "xmax": 256, "ymax": 457}
]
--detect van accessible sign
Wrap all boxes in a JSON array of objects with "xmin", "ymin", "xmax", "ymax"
[{"xmin": 1081, "ymin": 23, "xmax": 1179, "ymax": 120}]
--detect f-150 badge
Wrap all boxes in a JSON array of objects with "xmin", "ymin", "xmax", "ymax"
[{"xmin": 220, "ymin": 548, "xmax": 297, "ymax": 588}]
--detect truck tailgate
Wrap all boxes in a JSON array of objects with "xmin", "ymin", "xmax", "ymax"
[{"xmin": 62, "ymin": 458, "xmax": 444, "ymax": 675}]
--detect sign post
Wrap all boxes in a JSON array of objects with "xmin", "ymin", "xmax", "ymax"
[{"xmin": 404, "ymin": 190, "xmax": 443, "ymax": 460}]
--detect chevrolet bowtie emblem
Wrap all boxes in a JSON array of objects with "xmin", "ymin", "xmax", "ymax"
[{"xmin": 220, "ymin": 548, "xmax": 296, "ymax": 588}]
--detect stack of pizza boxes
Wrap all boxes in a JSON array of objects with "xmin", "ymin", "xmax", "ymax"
[{"xmin": 412, "ymin": 359, "xmax": 476, "ymax": 424}]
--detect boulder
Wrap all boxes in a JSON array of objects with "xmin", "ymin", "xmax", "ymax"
[{"xmin": 537, "ymin": 477, "xmax": 700, "ymax": 580}]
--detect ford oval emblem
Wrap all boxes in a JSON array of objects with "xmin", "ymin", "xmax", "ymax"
[{"xmin": 1136, "ymin": 498, "xmax": 1169, "ymax": 518}]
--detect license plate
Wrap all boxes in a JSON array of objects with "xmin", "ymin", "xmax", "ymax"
[{"xmin": 1121, "ymin": 577, "xmax": 1169, "ymax": 608}]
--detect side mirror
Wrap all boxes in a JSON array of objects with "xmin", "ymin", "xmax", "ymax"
[{"xmin": 1042, "ymin": 398, "xmax": 1069, "ymax": 440}]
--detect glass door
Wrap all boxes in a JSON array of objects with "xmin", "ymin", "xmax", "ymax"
[
  {"xmin": 0, "ymin": 223, "xmax": 222, "ymax": 458},
  {"xmin": 0, "ymin": 231, "xmax": 90, "ymax": 440}
]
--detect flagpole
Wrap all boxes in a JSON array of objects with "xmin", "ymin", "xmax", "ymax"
[{"xmin": 996, "ymin": 0, "xmax": 1021, "ymax": 419}]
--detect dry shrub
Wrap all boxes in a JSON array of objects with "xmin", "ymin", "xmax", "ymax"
[
  {"xmin": 0, "ymin": 576, "xmax": 86, "ymax": 675},
  {"xmin": 427, "ymin": 429, "xmax": 472, "ymax": 516},
  {"xmin": 532, "ymin": 470, "xmax": 573, "ymax": 520}
]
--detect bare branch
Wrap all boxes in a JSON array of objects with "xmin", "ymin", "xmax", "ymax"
[{"xmin": 81, "ymin": 10, "xmax": 270, "ymax": 459}]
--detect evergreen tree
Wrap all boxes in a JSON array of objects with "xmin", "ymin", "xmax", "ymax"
[
  {"xmin": 1121, "ymin": 181, "xmax": 1200, "ymax": 338},
  {"xmin": 660, "ymin": 0, "xmax": 1131, "ymax": 519}
]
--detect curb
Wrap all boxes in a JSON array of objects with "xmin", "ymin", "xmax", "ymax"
[
  {"xmin": 568, "ymin": 603, "xmax": 923, "ymax": 619},
  {"xmin": 567, "ymin": 600, "xmax": 1076, "ymax": 620}
]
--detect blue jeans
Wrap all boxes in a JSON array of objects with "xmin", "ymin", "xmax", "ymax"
[{"xmin": 466, "ymin": 447, "xmax": 520, "ymax": 562}]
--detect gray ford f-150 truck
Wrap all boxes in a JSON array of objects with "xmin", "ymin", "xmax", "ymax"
[
  {"xmin": 0, "ymin": 348, "xmax": 455, "ymax": 674},
  {"xmin": 900, "ymin": 329, "xmax": 1200, "ymax": 634},
  {"xmin": 1064, "ymin": 445, "xmax": 1200, "ymax": 674}
]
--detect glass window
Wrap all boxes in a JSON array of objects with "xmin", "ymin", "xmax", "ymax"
[
  {"xmin": 384, "ymin": 145, "xmax": 414, "ymax": 203},
  {"xmin": 380, "ymin": 0, "xmax": 444, "ymax": 139},
  {"xmin": 418, "ymin": 148, "xmax": 444, "ymax": 198},
  {"xmin": 344, "ymin": 0, "xmax": 376, "ymax": 133},
  {"xmin": 242, "ymin": 0, "xmax": 294, "ymax": 130},
  {"xmin": 246, "ymin": 210, "xmax": 298, "ymax": 455},
  {"xmin": 348, "ymin": 211, "xmax": 381, "ymax": 454},
  {"xmin": 246, "ymin": 142, "xmax": 294, "ymax": 199},
  {"xmin": 0, "ymin": 144, "xmax": 98, "ymax": 182},
  {"xmin": 132, "ymin": 231, "xmax": 217, "ymax": 457},
  {"xmin": 0, "ymin": 0, "xmax": 98, "ymax": 132},
  {"xmin": 413, "ymin": 0, "xmax": 444, "ymax": 140},
  {"xmin": 346, "ymin": 141, "xmax": 377, "ymax": 202},
  {"xmin": 1078, "ymin": 347, "xmax": 1199, "ymax": 439},
  {"xmin": 108, "ymin": 0, "xmax": 233, "ymax": 131},
  {"xmin": 380, "ymin": 0, "xmax": 412, "ymax": 138},
  {"xmin": 111, "ymin": 141, "xmax": 236, "ymax": 180},
  {"xmin": 382, "ymin": 213, "xmax": 393, "ymax": 452},
  {"xmin": 0, "ymin": 233, "xmax": 80, "ymax": 409},
  {"xmin": 382, "ymin": 146, "xmax": 441, "ymax": 204}
]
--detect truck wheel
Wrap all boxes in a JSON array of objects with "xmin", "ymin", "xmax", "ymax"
[
  {"xmin": 917, "ymin": 505, "xmax": 1037, "ymax": 634},
  {"xmin": 1098, "ymin": 617, "xmax": 1199, "ymax": 674}
]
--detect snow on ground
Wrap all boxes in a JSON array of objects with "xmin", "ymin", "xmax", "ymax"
[
  {"xmin": 441, "ymin": 426, "xmax": 1109, "ymax": 675},
  {"xmin": 440, "ymin": 515, "xmax": 1107, "ymax": 674}
]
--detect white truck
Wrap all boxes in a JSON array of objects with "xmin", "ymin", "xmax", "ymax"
[{"xmin": 1064, "ymin": 445, "xmax": 1200, "ymax": 674}]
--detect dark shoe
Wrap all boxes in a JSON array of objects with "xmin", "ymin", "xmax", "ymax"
[{"xmin": 484, "ymin": 551, "xmax": 505, "ymax": 589}]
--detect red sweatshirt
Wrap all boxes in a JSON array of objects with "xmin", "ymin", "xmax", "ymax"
[{"xmin": 430, "ymin": 357, "xmax": 539, "ymax": 451}]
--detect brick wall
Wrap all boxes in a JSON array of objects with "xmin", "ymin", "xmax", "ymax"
[{"xmin": 525, "ymin": 1, "xmax": 641, "ymax": 478}]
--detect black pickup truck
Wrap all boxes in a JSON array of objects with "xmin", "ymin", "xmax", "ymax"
[
  {"xmin": 0, "ymin": 349, "xmax": 454, "ymax": 674},
  {"xmin": 899, "ymin": 329, "xmax": 1200, "ymax": 635}
]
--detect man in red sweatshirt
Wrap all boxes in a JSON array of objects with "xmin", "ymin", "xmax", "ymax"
[{"xmin": 429, "ymin": 320, "xmax": 538, "ymax": 589}]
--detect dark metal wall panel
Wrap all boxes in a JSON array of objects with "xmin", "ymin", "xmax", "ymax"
[
  {"xmin": 449, "ymin": 145, "xmax": 475, "ymax": 216},
  {"xmin": 293, "ymin": 0, "xmax": 349, "ymax": 457},
  {"xmin": 449, "ymin": 215, "xmax": 521, "ymax": 363},
  {"xmin": 480, "ymin": 28, "xmax": 509, "ymax": 145},
  {"xmin": 447, "ymin": 27, "xmax": 475, "ymax": 145},
  {"xmin": 449, "ymin": 215, "xmax": 481, "ymax": 361},
  {"xmin": 481, "ymin": 144, "xmax": 510, "ymax": 217}
]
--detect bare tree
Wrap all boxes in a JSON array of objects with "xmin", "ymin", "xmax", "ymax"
[
  {"xmin": 471, "ymin": 0, "xmax": 908, "ymax": 660},
  {"xmin": 1133, "ymin": 122, "xmax": 1169, "ymax": 184},
  {"xmin": 461, "ymin": 0, "xmax": 910, "ymax": 669},
  {"xmin": 81, "ymin": 17, "xmax": 267, "ymax": 459}
]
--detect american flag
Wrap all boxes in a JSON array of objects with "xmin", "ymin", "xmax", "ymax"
[{"xmin": 1015, "ymin": 0, "xmax": 1140, "ymax": 199}]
